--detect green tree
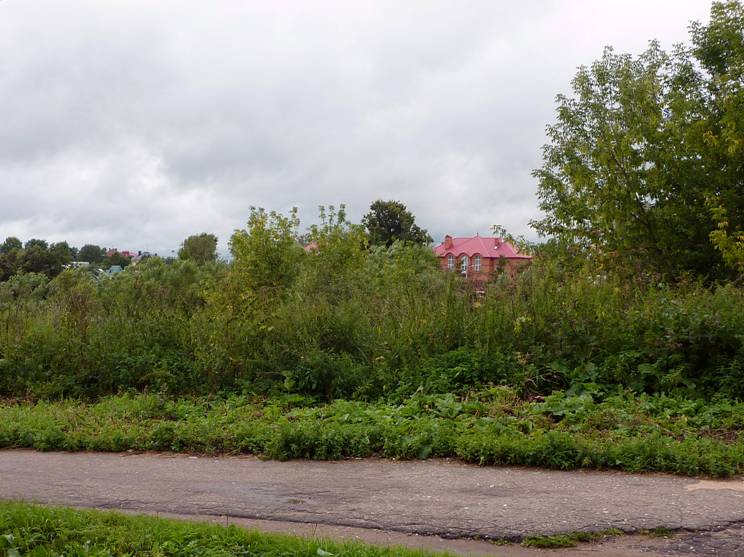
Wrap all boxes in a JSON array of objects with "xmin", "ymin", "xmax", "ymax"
[
  {"xmin": 78, "ymin": 244, "xmax": 105, "ymax": 263},
  {"xmin": 532, "ymin": 1, "xmax": 744, "ymax": 279},
  {"xmin": 229, "ymin": 207, "xmax": 303, "ymax": 292},
  {"xmin": 691, "ymin": 1, "xmax": 744, "ymax": 276},
  {"xmin": 362, "ymin": 200, "xmax": 432, "ymax": 248},
  {"xmin": 0, "ymin": 237, "xmax": 22, "ymax": 253},
  {"xmin": 50, "ymin": 242, "xmax": 73, "ymax": 267},
  {"xmin": 0, "ymin": 237, "xmax": 23, "ymax": 281},
  {"xmin": 178, "ymin": 233, "xmax": 218, "ymax": 265},
  {"xmin": 709, "ymin": 202, "xmax": 744, "ymax": 274},
  {"xmin": 20, "ymin": 239, "xmax": 68, "ymax": 277}
]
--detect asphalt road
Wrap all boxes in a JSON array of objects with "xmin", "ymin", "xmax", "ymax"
[{"xmin": 1, "ymin": 450, "xmax": 744, "ymax": 555}]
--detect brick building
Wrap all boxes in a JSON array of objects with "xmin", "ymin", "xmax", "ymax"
[{"xmin": 433, "ymin": 235, "xmax": 531, "ymax": 284}]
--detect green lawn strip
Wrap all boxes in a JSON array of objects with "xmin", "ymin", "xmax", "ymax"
[
  {"xmin": 0, "ymin": 501, "xmax": 451, "ymax": 557},
  {"xmin": 0, "ymin": 391, "xmax": 742, "ymax": 477}
]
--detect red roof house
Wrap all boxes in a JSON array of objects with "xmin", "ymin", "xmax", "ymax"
[{"xmin": 433, "ymin": 235, "xmax": 531, "ymax": 283}]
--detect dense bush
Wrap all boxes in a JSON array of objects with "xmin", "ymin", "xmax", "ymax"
[{"xmin": 0, "ymin": 208, "xmax": 743, "ymax": 401}]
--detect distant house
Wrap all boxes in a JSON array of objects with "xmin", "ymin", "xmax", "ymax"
[
  {"xmin": 106, "ymin": 265, "xmax": 123, "ymax": 276},
  {"xmin": 433, "ymin": 235, "xmax": 531, "ymax": 285},
  {"xmin": 303, "ymin": 241, "xmax": 319, "ymax": 253},
  {"xmin": 106, "ymin": 248, "xmax": 136, "ymax": 259},
  {"xmin": 67, "ymin": 261, "xmax": 90, "ymax": 269}
]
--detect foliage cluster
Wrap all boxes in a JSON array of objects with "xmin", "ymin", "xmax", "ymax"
[
  {"xmin": 179, "ymin": 233, "xmax": 218, "ymax": 265},
  {"xmin": 1, "ymin": 390, "xmax": 742, "ymax": 476},
  {"xmin": 533, "ymin": 1, "xmax": 744, "ymax": 279},
  {"xmin": 1, "ymin": 205, "xmax": 744, "ymax": 402},
  {"xmin": 0, "ymin": 238, "xmax": 75, "ymax": 281},
  {"xmin": 362, "ymin": 200, "xmax": 432, "ymax": 247},
  {"xmin": 0, "ymin": 502, "xmax": 440, "ymax": 557},
  {"xmin": 0, "ymin": 237, "xmax": 143, "ymax": 280}
]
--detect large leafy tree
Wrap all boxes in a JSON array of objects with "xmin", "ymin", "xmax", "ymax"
[
  {"xmin": 0, "ymin": 237, "xmax": 22, "ymax": 253},
  {"xmin": 362, "ymin": 200, "xmax": 432, "ymax": 248},
  {"xmin": 78, "ymin": 244, "xmax": 106, "ymax": 263},
  {"xmin": 532, "ymin": 0, "xmax": 744, "ymax": 279},
  {"xmin": 19, "ymin": 239, "xmax": 71, "ymax": 277},
  {"xmin": 692, "ymin": 1, "xmax": 744, "ymax": 275},
  {"xmin": 0, "ymin": 237, "xmax": 23, "ymax": 281},
  {"xmin": 178, "ymin": 233, "xmax": 218, "ymax": 265}
]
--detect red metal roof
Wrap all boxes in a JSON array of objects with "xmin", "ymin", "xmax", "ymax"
[{"xmin": 433, "ymin": 235, "xmax": 531, "ymax": 259}]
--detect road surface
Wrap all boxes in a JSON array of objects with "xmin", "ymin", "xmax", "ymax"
[{"xmin": 1, "ymin": 450, "xmax": 743, "ymax": 556}]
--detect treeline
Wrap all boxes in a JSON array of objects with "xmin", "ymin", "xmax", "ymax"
[
  {"xmin": 0, "ymin": 239, "xmax": 138, "ymax": 281},
  {"xmin": 0, "ymin": 238, "xmax": 75, "ymax": 281},
  {"xmin": 0, "ymin": 205, "xmax": 742, "ymax": 401}
]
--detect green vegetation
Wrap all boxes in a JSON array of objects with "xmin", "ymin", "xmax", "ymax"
[
  {"xmin": 521, "ymin": 529, "xmax": 623, "ymax": 549},
  {"xmin": 1, "ymin": 232, "xmax": 743, "ymax": 401},
  {"xmin": 0, "ymin": 501, "xmax": 447, "ymax": 557},
  {"xmin": 362, "ymin": 200, "xmax": 432, "ymax": 247},
  {"xmin": 533, "ymin": 1, "xmax": 744, "ymax": 279},
  {"xmin": 179, "ymin": 233, "xmax": 219, "ymax": 265},
  {"xmin": 1, "ymin": 390, "xmax": 742, "ymax": 476},
  {"xmin": 1, "ymin": 3, "xmax": 744, "ymax": 480}
]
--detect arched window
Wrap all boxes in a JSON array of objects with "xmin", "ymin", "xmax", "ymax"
[
  {"xmin": 473, "ymin": 254, "xmax": 481, "ymax": 272},
  {"xmin": 460, "ymin": 255, "xmax": 468, "ymax": 274},
  {"xmin": 447, "ymin": 254, "xmax": 455, "ymax": 270}
]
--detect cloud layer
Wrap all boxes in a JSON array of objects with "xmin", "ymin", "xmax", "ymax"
[{"xmin": 0, "ymin": 0, "xmax": 712, "ymax": 254}]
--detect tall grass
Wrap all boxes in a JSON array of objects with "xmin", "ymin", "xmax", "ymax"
[{"xmin": 1, "ymin": 218, "xmax": 743, "ymax": 401}]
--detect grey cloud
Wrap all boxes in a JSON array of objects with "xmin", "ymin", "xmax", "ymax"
[{"xmin": 0, "ymin": 0, "xmax": 713, "ymax": 254}]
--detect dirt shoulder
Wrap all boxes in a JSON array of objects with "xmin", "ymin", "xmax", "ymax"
[{"xmin": 2, "ymin": 450, "xmax": 744, "ymax": 555}]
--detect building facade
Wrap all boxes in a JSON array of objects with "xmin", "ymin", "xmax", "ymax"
[{"xmin": 433, "ymin": 235, "xmax": 531, "ymax": 285}]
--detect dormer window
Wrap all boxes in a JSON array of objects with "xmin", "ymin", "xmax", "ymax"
[{"xmin": 447, "ymin": 254, "xmax": 455, "ymax": 270}]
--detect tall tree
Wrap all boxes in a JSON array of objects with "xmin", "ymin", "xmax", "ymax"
[
  {"xmin": 78, "ymin": 244, "xmax": 105, "ymax": 263},
  {"xmin": 0, "ymin": 237, "xmax": 22, "ymax": 253},
  {"xmin": 50, "ymin": 242, "xmax": 73, "ymax": 267},
  {"xmin": 178, "ymin": 233, "xmax": 218, "ymax": 265},
  {"xmin": 532, "ymin": 0, "xmax": 744, "ymax": 279},
  {"xmin": 20, "ymin": 240, "xmax": 63, "ymax": 276},
  {"xmin": 691, "ymin": 0, "xmax": 744, "ymax": 274},
  {"xmin": 362, "ymin": 200, "xmax": 432, "ymax": 248},
  {"xmin": 0, "ymin": 237, "xmax": 22, "ymax": 281}
]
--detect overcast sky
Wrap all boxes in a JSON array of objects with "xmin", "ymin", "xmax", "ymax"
[{"xmin": 0, "ymin": 1, "xmax": 713, "ymax": 255}]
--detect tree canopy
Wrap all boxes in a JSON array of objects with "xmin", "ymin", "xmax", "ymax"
[
  {"xmin": 178, "ymin": 233, "xmax": 218, "ymax": 265},
  {"xmin": 532, "ymin": 0, "xmax": 744, "ymax": 279},
  {"xmin": 362, "ymin": 200, "xmax": 432, "ymax": 248},
  {"xmin": 78, "ymin": 244, "xmax": 105, "ymax": 264}
]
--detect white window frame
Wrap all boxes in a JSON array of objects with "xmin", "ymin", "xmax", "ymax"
[
  {"xmin": 460, "ymin": 255, "xmax": 468, "ymax": 274},
  {"xmin": 474, "ymin": 254, "xmax": 481, "ymax": 272},
  {"xmin": 447, "ymin": 254, "xmax": 455, "ymax": 270}
]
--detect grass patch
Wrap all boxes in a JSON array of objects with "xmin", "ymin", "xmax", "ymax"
[
  {"xmin": 649, "ymin": 527, "xmax": 674, "ymax": 537},
  {"xmin": 1, "ymin": 389, "xmax": 743, "ymax": 476},
  {"xmin": 521, "ymin": 529, "xmax": 623, "ymax": 548},
  {"xmin": 0, "ymin": 501, "xmax": 451, "ymax": 557}
]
